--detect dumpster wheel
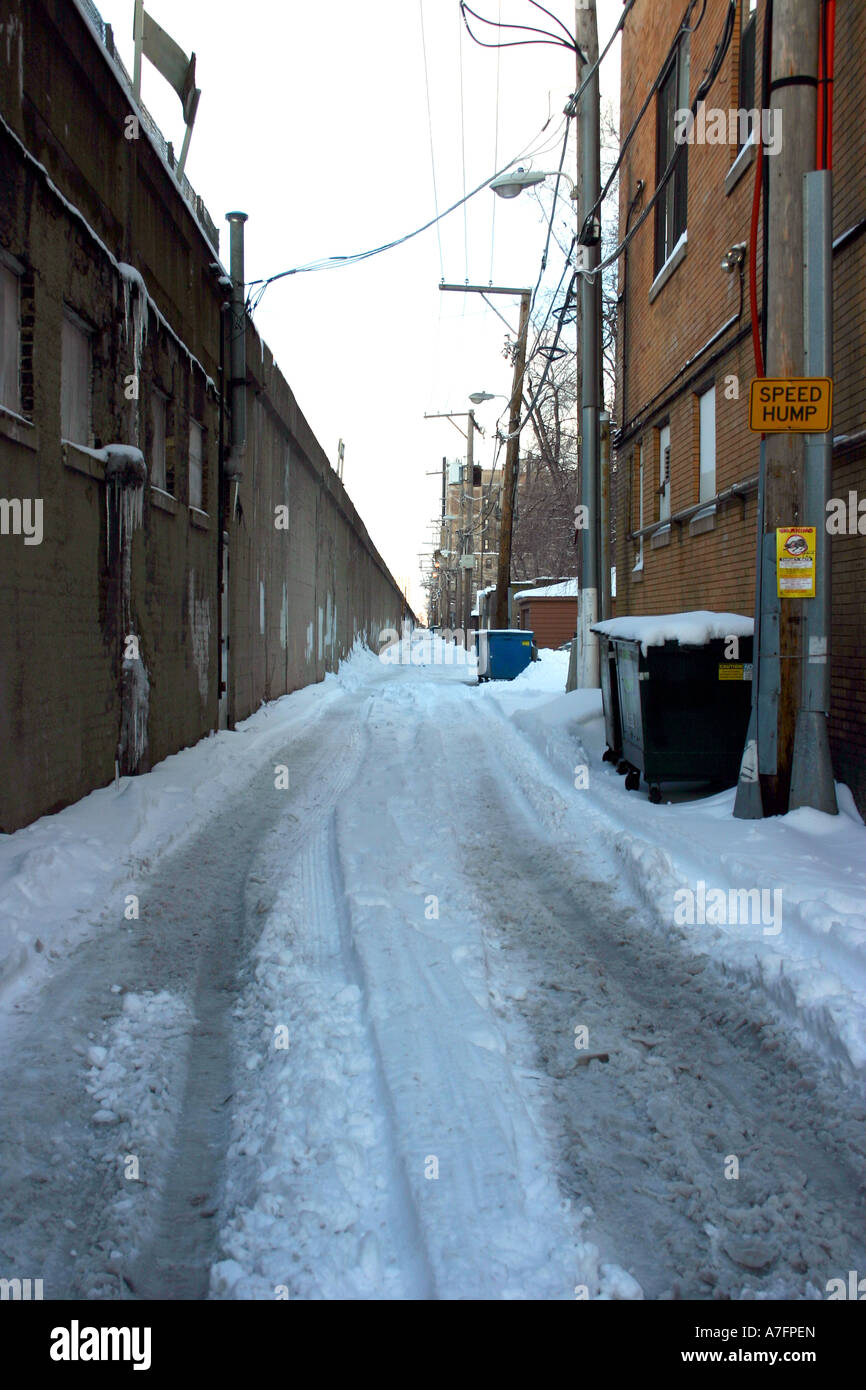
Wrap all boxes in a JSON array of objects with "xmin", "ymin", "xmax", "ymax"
[
  {"xmin": 648, "ymin": 784, "xmax": 662, "ymax": 805},
  {"xmin": 624, "ymin": 769, "xmax": 640, "ymax": 792}
]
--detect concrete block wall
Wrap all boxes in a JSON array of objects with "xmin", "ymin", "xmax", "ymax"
[{"xmin": 0, "ymin": 0, "xmax": 408, "ymax": 833}]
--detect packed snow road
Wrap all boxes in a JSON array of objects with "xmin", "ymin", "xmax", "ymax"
[{"xmin": 0, "ymin": 640, "xmax": 864, "ymax": 1300}]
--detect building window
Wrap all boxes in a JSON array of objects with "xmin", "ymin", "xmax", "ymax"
[
  {"xmin": 655, "ymin": 36, "xmax": 689, "ymax": 274},
  {"xmin": 738, "ymin": 0, "xmax": 758, "ymax": 147},
  {"xmin": 698, "ymin": 386, "xmax": 716, "ymax": 502},
  {"xmin": 658, "ymin": 424, "xmax": 671, "ymax": 523},
  {"xmin": 188, "ymin": 418, "xmax": 204, "ymax": 510},
  {"xmin": 61, "ymin": 310, "xmax": 92, "ymax": 445},
  {"xmin": 0, "ymin": 261, "xmax": 20, "ymax": 415},
  {"xmin": 634, "ymin": 444, "xmax": 645, "ymax": 570},
  {"xmin": 150, "ymin": 389, "xmax": 168, "ymax": 491}
]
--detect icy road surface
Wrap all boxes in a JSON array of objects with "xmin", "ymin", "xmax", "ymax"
[{"xmin": 0, "ymin": 641, "xmax": 865, "ymax": 1299}]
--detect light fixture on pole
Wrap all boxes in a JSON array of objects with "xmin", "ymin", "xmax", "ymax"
[{"xmin": 490, "ymin": 166, "xmax": 577, "ymax": 201}]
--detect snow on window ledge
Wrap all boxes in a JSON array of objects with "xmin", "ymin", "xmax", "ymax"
[
  {"xmin": 725, "ymin": 131, "xmax": 757, "ymax": 197},
  {"xmin": 189, "ymin": 505, "xmax": 210, "ymax": 530},
  {"xmin": 0, "ymin": 404, "xmax": 37, "ymax": 451},
  {"xmin": 649, "ymin": 231, "xmax": 688, "ymax": 303},
  {"xmin": 689, "ymin": 503, "xmax": 717, "ymax": 536},
  {"xmin": 151, "ymin": 486, "xmax": 178, "ymax": 516},
  {"xmin": 62, "ymin": 439, "xmax": 102, "ymax": 479}
]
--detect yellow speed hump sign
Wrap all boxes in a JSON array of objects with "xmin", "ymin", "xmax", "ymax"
[
  {"xmin": 749, "ymin": 377, "xmax": 833, "ymax": 432},
  {"xmin": 776, "ymin": 527, "xmax": 816, "ymax": 598}
]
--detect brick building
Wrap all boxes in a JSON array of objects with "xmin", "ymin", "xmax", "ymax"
[
  {"xmin": 433, "ymin": 463, "xmax": 500, "ymax": 628},
  {"xmin": 614, "ymin": 0, "xmax": 865, "ymax": 809},
  {"xmin": 0, "ymin": 0, "xmax": 407, "ymax": 833}
]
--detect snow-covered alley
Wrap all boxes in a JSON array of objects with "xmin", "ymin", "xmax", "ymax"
[{"xmin": 1, "ymin": 638, "xmax": 866, "ymax": 1301}]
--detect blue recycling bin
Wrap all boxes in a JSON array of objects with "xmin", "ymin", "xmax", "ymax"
[{"xmin": 478, "ymin": 629, "xmax": 534, "ymax": 682}]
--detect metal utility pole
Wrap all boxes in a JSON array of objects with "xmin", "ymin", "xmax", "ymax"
[
  {"xmin": 599, "ymin": 409, "xmax": 612, "ymax": 621},
  {"xmin": 759, "ymin": 0, "xmax": 820, "ymax": 815},
  {"xmin": 439, "ymin": 284, "xmax": 532, "ymax": 631},
  {"xmin": 790, "ymin": 142, "xmax": 837, "ymax": 804},
  {"xmin": 463, "ymin": 410, "xmax": 476, "ymax": 634},
  {"xmin": 575, "ymin": 0, "xmax": 602, "ymax": 686}
]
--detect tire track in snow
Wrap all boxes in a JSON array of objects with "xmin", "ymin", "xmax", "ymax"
[
  {"xmin": 212, "ymin": 813, "xmax": 435, "ymax": 1298},
  {"xmin": 453, "ymin": 694, "xmax": 866, "ymax": 1298},
  {"xmin": 0, "ymin": 693, "xmax": 367, "ymax": 1299},
  {"xmin": 329, "ymin": 679, "xmax": 600, "ymax": 1298}
]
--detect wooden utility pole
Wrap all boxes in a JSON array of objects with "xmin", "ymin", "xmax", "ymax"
[
  {"xmin": 761, "ymin": 0, "xmax": 819, "ymax": 815},
  {"xmin": 494, "ymin": 290, "xmax": 531, "ymax": 629}
]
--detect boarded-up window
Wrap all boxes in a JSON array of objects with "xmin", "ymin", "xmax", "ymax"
[
  {"xmin": 61, "ymin": 311, "xmax": 91, "ymax": 444},
  {"xmin": 658, "ymin": 424, "xmax": 671, "ymax": 522},
  {"xmin": 189, "ymin": 418, "xmax": 204, "ymax": 510},
  {"xmin": 634, "ymin": 444, "xmax": 645, "ymax": 570},
  {"xmin": 151, "ymin": 390, "xmax": 167, "ymax": 491},
  {"xmin": 699, "ymin": 386, "xmax": 716, "ymax": 502},
  {"xmin": 0, "ymin": 262, "xmax": 20, "ymax": 414}
]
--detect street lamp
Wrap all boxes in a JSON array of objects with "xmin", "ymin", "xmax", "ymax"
[
  {"xmin": 468, "ymin": 391, "xmax": 507, "ymax": 405},
  {"xmin": 490, "ymin": 166, "xmax": 577, "ymax": 201}
]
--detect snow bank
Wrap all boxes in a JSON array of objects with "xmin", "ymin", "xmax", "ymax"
[
  {"xmin": 593, "ymin": 610, "xmax": 754, "ymax": 654},
  {"xmin": 505, "ymin": 685, "xmax": 866, "ymax": 1084},
  {"xmin": 0, "ymin": 673, "xmax": 347, "ymax": 1006}
]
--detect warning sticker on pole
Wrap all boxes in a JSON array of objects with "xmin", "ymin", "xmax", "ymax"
[
  {"xmin": 776, "ymin": 527, "xmax": 816, "ymax": 598},
  {"xmin": 749, "ymin": 378, "xmax": 833, "ymax": 432}
]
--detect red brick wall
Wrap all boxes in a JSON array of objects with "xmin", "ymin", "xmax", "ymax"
[{"xmin": 616, "ymin": 0, "xmax": 866, "ymax": 809}]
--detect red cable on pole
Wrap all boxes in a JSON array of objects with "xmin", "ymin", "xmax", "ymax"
[
  {"xmin": 749, "ymin": 135, "xmax": 765, "ymax": 377},
  {"xmin": 816, "ymin": 0, "xmax": 825, "ymax": 169},
  {"xmin": 825, "ymin": 0, "xmax": 835, "ymax": 170}
]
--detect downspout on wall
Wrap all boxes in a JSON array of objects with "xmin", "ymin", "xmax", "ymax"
[{"xmin": 225, "ymin": 211, "xmax": 248, "ymax": 483}]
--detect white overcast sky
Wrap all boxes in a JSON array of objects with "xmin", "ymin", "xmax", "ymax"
[{"xmin": 90, "ymin": 0, "xmax": 622, "ymax": 614}]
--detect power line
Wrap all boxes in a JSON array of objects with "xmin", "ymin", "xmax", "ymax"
[
  {"xmin": 489, "ymin": 0, "xmax": 501, "ymax": 285},
  {"xmin": 418, "ymin": 0, "xmax": 445, "ymax": 283},
  {"xmin": 458, "ymin": 8, "xmax": 470, "ymax": 287},
  {"xmin": 246, "ymin": 113, "xmax": 572, "ymax": 311},
  {"xmin": 459, "ymin": 1, "xmax": 584, "ymax": 57}
]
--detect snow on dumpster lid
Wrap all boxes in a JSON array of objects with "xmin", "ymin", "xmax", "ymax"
[
  {"xmin": 514, "ymin": 578, "xmax": 578, "ymax": 602},
  {"xmin": 592, "ymin": 610, "xmax": 754, "ymax": 655}
]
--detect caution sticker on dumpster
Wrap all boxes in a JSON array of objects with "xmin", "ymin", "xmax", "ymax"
[
  {"xmin": 718, "ymin": 662, "xmax": 753, "ymax": 681},
  {"xmin": 749, "ymin": 377, "xmax": 832, "ymax": 432},
  {"xmin": 776, "ymin": 526, "xmax": 816, "ymax": 598}
]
